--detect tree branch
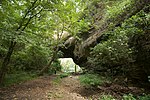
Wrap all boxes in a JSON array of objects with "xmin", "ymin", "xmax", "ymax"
[
  {"xmin": 21, "ymin": 8, "xmax": 43, "ymax": 32},
  {"xmin": 16, "ymin": 0, "xmax": 39, "ymax": 31}
]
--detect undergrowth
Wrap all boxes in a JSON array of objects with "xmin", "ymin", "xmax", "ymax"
[
  {"xmin": 98, "ymin": 95, "xmax": 115, "ymax": 100},
  {"xmin": 98, "ymin": 94, "xmax": 150, "ymax": 100},
  {"xmin": 79, "ymin": 74, "xmax": 107, "ymax": 87},
  {"xmin": 52, "ymin": 72, "xmax": 70, "ymax": 85},
  {"xmin": 1, "ymin": 71, "xmax": 37, "ymax": 87},
  {"xmin": 58, "ymin": 72, "xmax": 70, "ymax": 78}
]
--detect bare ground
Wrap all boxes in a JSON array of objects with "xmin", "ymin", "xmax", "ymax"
[
  {"xmin": 0, "ymin": 75, "xmax": 86, "ymax": 100},
  {"xmin": 0, "ymin": 75, "xmax": 146, "ymax": 100}
]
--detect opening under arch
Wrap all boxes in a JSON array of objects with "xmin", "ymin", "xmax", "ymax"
[{"xmin": 58, "ymin": 58, "xmax": 82, "ymax": 73}]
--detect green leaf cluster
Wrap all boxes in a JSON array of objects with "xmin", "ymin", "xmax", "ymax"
[
  {"xmin": 88, "ymin": 8, "xmax": 150, "ymax": 75},
  {"xmin": 79, "ymin": 74, "xmax": 105, "ymax": 87},
  {"xmin": 0, "ymin": 0, "xmax": 90, "ymax": 75}
]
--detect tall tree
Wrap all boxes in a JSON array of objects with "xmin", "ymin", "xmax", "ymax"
[
  {"xmin": 39, "ymin": 0, "xmax": 89, "ymax": 75},
  {"xmin": 0, "ymin": 0, "xmax": 44, "ymax": 84},
  {"xmin": 0, "ymin": 0, "xmax": 89, "ymax": 83}
]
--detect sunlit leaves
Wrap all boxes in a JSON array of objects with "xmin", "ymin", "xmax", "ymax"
[
  {"xmin": 0, "ymin": 0, "xmax": 90, "ymax": 59},
  {"xmin": 106, "ymin": 0, "xmax": 134, "ymax": 19},
  {"xmin": 89, "ymin": 7, "xmax": 150, "ymax": 74}
]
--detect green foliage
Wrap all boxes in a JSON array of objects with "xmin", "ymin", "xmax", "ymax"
[
  {"xmin": 123, "ymin": 94, "xmax": 150, "ymax": 100},
  {"xmin": 123, "ymin": 94, "xmax": 136, "ymax": 100},
  {"xmin": 88, "ymin": 28, "xmax": 133, "ymax": 75},
  {"xmin": 11, "ymin": 45, "xmax": 49, "ymax": 71},
  {"xmin": 139, "ymin": 95, "xmax": 150, "ymax": 100},
  {"xmin": 106, "ymin": 0, "xmax": 134, "ymax": 19},
  {"xmin": 88, "ymin": 8, "xmax": 149, "ymax": 75},
  {"xmin": 52, "ymin": 76, "xmax": 61, "ymax": 85},
  {"xmin": 0, "ymin": 0, "xmax": 90, "ymax": 80},
  {"xmin": 48, "ymin": 60, "xmax": 62, "ymax": 75},
  {"xmin": 88, "ymin": 0, "xmax": 135, "ymax": 30},
  {"xmin": 59, "ymin": 73, "xmax": 70, "ymax": 78},
  {"xmin": 2, "ymin": 71, "xmax": 36, "ymax": 87},
  {"xmin": 98, "ymin": 95, "xmax": 115, "ymax": 100},
  {"xmin": 79, "ymin": 74, "xmax": 105, "ymax": 87},
  {"xmin": 59, "ymin": 58, "xmax": 82, "ymax": 73},
  {"xmin": 97, "ymin": 94, "xmax": 150, "ymax": 100}
]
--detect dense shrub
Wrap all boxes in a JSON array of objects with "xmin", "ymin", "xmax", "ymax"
[
  {"xmin": 97, "ymin": 94, "xmax": 150, "ymax": 100},
  {"xmin": 2, "ymin": 71, "xmax": 36, "ymax": 87},
  {"xmin": 79, "ymin": 74, "xmax": 105, "ymax": 87},
  {"xmin": 88, "ymin": 8, "xmax": 149, "ymax": 77},
  {"xmin": 89, "ymin": 28, "xmax": 132, "ymax": 74},
  {"xmin": 123, "ymin": 94, "xmax": 136, "ymax": 100},
  {"xmin": 11, "ymin": 45, "xmax": 49, "ymax": 71},
  {"xmin": 48, "ymin": 60, "xmax": 62, "ymax": 75},
  {"xmin": 98, "ymin": 95, "xmax": 115, "ymax": 100},
  {"xmin": 88, "ymin": 27, "xmax": 135, "ymax": 75},
  {"xmin": 139, "ymin": 95, "xmax": 150, "ymax": 100}
]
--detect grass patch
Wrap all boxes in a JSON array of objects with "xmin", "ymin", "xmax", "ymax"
[
  {"xmin": 47, "ymin": 91, "xmax": 63, "ymax": 99},
  {"xmin": 97, "ymin": 94, "xmax": 150, "ymax": 100},
  {"xmin": 98, "ymin": 95, "xmax": 115, "ymax": 100},
  {"xmin": 138, "ymin": 94, "xmax": 150, "ymax": 100},
  {"xmin": 52, "ymin": 72, "xmax": 70, "ymax": 85},
  {"xmin": 123, "ymin": 94, "xmax": 136, "ymax": 100},
  {"xmin": 52, "ymin": 76, "xmax": 62, "ymax": 85},
  {"xmin": 79, "ymin": 73, "xmax": 107, "ymax": 87},
  {"xmin": 122, "ymin": 94, "xmax": 150, "ymax": 100},
  {"xmin": 58, "ymin": 72, "xmax": 70, "ymax": 78},
  {"xmin": 1, "ymin": 71, "xmax": 37, "ymax": 87}
]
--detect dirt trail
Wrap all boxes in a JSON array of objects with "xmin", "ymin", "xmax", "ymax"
[
  {"xmin": 0, "ymin": 75, "xmax": 86, "ymax": 100},
  {"xmin": 0, "ymin": 75, "xmax": 146, "ymax": 100}
]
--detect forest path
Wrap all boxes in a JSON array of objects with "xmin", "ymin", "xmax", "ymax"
[
  {"xmin": 0, "ymin": 74, "xmax": 145, "ymax": 100},
  {"xmin": 0, "ymin": 75, "xmax": 87, "ymax": 100}
]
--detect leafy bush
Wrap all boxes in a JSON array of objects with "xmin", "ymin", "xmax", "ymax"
[
  {"xmin": 79, "ymin": 74, "xmax": 105, "ymax": 87},
  {"xmin": 123, "ymin": 94, "xmax": 136, "ymax": 100},
  {"xmin": 2, "ymin": 71, "xmax": 36, "ymax": 87},
  {"xmin": 98, "ymin": 95, "xmax": 115, "ymax": 100},
  {"xmin": 88, "ymin": 9, "xmax": 149, "ymax": 76},
  {"xmin": 88, "ymin": 28, "xmax": 134, "ymax": 75},
  {"xmin": 106, "ymin": 0, "xmax": 134, "ymax": 19},
  {"xmin": 123, "ymin": 94, "xmax": 150, "ymax": 100},
  {"xmin": 59, "ymin": 73, "xmax": 70, "ymax": 78},
  {"xmin": 97, "ymin": 94, "xmax": 150, "ymax": 100},
  {"xmin": 139, "ymin": 95, "xmax": 150, "ymax": 100},
  {"xmin": 11, "ymin": 45, "xmax": 49, "ymax": 71},
  {"xmin": 48, "ymin": 60, "xmax": 62, "ymax": 75}
]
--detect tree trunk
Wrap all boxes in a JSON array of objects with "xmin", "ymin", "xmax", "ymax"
[
  {"xmin": 75, "ymin": 65, "xmax": 77, "ymax": 74},
  {"xmin": 0, "ymin": 0, "xmax": 39, "ymax": 85},
  {"xmin": 0, "ymin": 41, "xmax": 16, "ymax": 84},
  {"xmin": 38, "ymin": 49, "xmax": 58, "ymax": 76},
  {"xmin": 38, "ymin": 57, "xmax": 55, "ymax": 76}
]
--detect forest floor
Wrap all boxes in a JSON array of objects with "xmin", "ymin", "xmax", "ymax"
[{"xmin": 0, "ymin": 74, "xmax": 147, "ymax": 100}]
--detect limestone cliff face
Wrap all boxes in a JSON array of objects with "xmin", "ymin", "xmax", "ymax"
[{"xmin": 60, "ymin": 0, "xmax": 150, "ymax": 67}]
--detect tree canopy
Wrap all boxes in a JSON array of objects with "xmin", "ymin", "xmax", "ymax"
[
  {"xmin": 0, "ymin": 0, "xmax": 150, "ymax": 90},
  {"xmin": 0, "ymin": 0, "xmax": 90, "ymax": 83}
]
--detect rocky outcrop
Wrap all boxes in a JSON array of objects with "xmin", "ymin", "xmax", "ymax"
[{"xmin": 60, "ymin": 0, "xmax": 150, "ymax": 67}]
